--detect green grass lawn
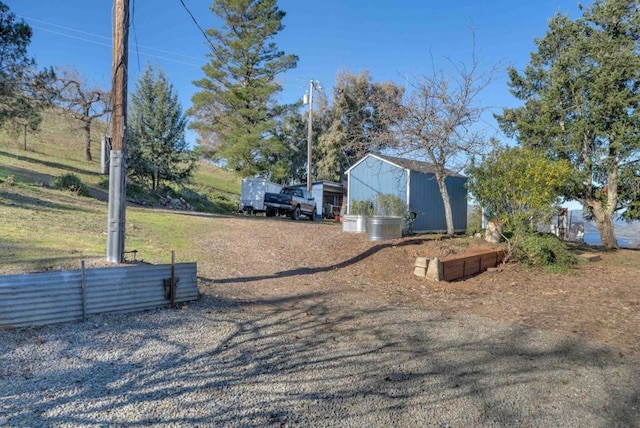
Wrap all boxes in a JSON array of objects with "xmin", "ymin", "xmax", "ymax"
[{"xmin": 0, "ymin": 109, "xmax": 241, "ymax": 273}]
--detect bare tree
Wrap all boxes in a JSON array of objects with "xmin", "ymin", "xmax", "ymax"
[
  {"xmin": 55, "ymin": 67, "xmax": 111, "ymax": 161},
  {"xmin": 399, "ymin": 47, "xmax": 496, "ymax": 236}
]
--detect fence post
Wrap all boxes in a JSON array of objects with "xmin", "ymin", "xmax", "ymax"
[{"xmin": 81, "ymin": 260, "xmax": 87, "ymax": 321}]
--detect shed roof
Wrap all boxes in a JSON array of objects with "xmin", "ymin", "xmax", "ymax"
[{"xmin": 348, "ymin": 153, "xmax": 464, "ymax": 178}]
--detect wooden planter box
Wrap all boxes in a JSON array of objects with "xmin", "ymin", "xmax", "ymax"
[{"xmin": 414, "ymin": 249, "xmax": 505, "ymax": 282}]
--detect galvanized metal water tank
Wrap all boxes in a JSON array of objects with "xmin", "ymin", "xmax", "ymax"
[
  {"xmin": 366, "ymin": 216, "xmax": 403, "ymax": 241},
  {"xmin": 342, "ymin": 215, "xmax": 368, "ymax": 233}
]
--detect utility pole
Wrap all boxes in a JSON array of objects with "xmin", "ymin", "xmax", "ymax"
[
  {"xmin": 107, "ymin": 0, "xmax": 129, "ymax": 263},
  {"xmin": 305, "ymin": 80, "xmax": 320, "ymax": 196},
  {"xmin": 306, "ymin": 80, "xmax": 314, "ymax": 196}
]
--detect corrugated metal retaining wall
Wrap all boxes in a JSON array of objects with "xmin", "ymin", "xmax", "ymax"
[{"xmin": 0, "ymin": 263, "xmax": 198, "ymax": 328}]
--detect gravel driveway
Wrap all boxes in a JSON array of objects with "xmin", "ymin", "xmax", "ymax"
[{"xmin": 2, "ymin": 292, "xmax": 639, "ymax": 427}]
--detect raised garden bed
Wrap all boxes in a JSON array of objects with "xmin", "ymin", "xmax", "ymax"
[{"xmin": 414, "ymin": 249, "xmax": 505, "ymax": 282}]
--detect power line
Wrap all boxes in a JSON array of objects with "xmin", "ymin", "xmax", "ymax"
[
  {"xmin": 29, "ymin": 25, "xmax": 201, "ymax": 68},
  {"xmin": 20, "ymin": 15, "xmax": 204, "ymax": 62},
  {"xmin": 177, "ymin": 0, "xmax": 219, "ymax": 55}
]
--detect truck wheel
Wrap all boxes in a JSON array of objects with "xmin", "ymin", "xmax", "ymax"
[
  {"xmin": 309, "ymin": 208, "xmax": 316, "ymax": 221},
  {"xmin": 266, "ymin": 207, "xmax": 275, "ymax": 217},
  {"xmin": 291, "ymin": 206, "xmax": 301, "ymax": 221}
]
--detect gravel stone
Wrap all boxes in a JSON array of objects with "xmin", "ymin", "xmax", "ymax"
[{"xmin": 1, "ymin": 295, "xmax": 639, "ymax": 427}]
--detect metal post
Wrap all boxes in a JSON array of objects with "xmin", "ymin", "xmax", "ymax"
[
  {"xmin": 170, "ymin": 250, "xmax": 176, "ymax": 308},
  {"xmin": 101, "ymin": 137, "xmax": 111, "ymax": 175},
  {"xmin": 306, "ymin": 80, "xmax": 313, "ymax": 196},
  {"xmin": 23, "ymin": 124, "xmax": 27, "ymax": 151},
  {"xmin": 107, "ymin": 150, "xmax": 126, "ymax": 262},
  {"xmin": 81, "ymin": 260, "xmax": 87, "ymax": 321},
  {"xmin": 107, "ymin": 0, "xmax": 129, "ymax": 263}
]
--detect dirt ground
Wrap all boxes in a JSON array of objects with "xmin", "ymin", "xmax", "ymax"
[{"xmin": 199, "ymin": 215, "xmax": 640, "ymax": 362}]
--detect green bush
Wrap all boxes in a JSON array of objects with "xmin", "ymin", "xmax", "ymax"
[
  {"xmin": 350, "ymin": 199, "xmax": 374, "ymax": 216},
  {"xmin": 375, "ymin": 194, "xmax": 406, "ymax": 216},
  {"xmin": 52, "ymin": 173, "xmax": 88, "ymax": 196},
  {"xmin": 516, "ymin": 233, "xmax": 577, "ymax": 272}
]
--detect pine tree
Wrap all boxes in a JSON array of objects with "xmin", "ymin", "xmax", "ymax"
[
  {"xmin": 128, "ymin": 66, "xmax": 197, "ymax": 191},
  {"xmin": 188, "ymin": 0, "xmax": 297, "ymax": 178}
]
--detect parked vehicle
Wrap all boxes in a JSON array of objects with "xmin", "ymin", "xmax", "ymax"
[
  {"xmin": 239, "ymin": 178, "xmax": 283, "ymax": 215},
  {"xmin": 263, "ymin": 186, "xmax": 317, "ymax": 220}
]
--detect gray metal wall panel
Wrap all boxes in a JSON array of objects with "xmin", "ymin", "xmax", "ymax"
[
  {"xmin": 0, "ymin": 271, "xmax": 83, "ymax": 327},
  {"xmin": 0, "ymin": 263, "xmax": 198, "ymax": 328},
  {"xmin": 348, "ymin": 156, "xmax": 407, "ymax": 213},
  {"xmin": 409, "ymin": 172, "xmax": 468, "ymax": 233}
]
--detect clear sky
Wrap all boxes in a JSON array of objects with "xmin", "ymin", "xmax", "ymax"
[{"xmin": 9, "ymin": 0, "xmax": 587, "ymax": 147}]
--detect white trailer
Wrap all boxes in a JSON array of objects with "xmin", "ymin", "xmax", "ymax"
[{"xmin": 239, "ymin": 178, "xmax": 283, "ymax": 214}]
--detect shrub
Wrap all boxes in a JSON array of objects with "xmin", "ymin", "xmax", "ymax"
[
  {"xmin": 516, "ymin": 233, "xmax": 577, "ymax": 272},
  {"xmin": 375, "ymin": 194, "xmax": 406, "ymax": 216},
  {"xmin": 350, "ymin": 199, "xmax": 374, "ymax": 216},
  {"xmin": 52, "ymin": 173, "xmax": 88, "ymax": 196}
]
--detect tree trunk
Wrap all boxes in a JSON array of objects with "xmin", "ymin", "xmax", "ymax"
[
  {"xmin": 435, "ymin": 174, "xmax": 455, "ymax": 236},
  {"xmin": 82, "ymin": 120, "xmax": 92, "ymax": 161},
  {"xmin": 590, "ymin": 202, "xmax": 618, "ymax": 250},
  {"xmin": 585, "ymin": 166, "xmax": 619, "ymax": 250}
]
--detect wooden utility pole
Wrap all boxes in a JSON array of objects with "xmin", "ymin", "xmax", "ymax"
[
  {"xmin": 306, "ymin": 80, "xmax": 313, "ymax": 196},
  {"xmin": 111, "ymin": 0, "xmax": 128, "ymax": 152},
  {"xmin": 107, "ymin": 0, "xmax": 129, "ymax": 263}
]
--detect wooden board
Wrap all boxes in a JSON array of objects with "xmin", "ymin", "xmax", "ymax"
[{"xmin": 440, "ymin": 250, "xmax": 504, "ymax": 282}]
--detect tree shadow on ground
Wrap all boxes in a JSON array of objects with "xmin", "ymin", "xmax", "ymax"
[
  {"xmin": 0, "ymin": 187, "xmax": 97, "ymax": 212},
  {"xmin": 0, "ymin": 150, "xmax": 100, "ymax": 177},
  {"xmin": 214, "ymin": 238, "xmax": 434, "ymax": 285},
  {"xmin": 2, "ymin": 292, "xmax": 638, "ymax": 426}
]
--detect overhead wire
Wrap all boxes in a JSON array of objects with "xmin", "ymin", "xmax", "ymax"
[
  {"xmin": 20, "ymin": 15, "xmax": 202, "ymax": 67},
  {"xmin": 177, "ymin": 0, "xmax": 218, "ymax": 55}
]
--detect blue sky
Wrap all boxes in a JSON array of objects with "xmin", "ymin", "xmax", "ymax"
[{"xmin": 10, "ymin": 0, "xmax": 586, "ymax": 147}]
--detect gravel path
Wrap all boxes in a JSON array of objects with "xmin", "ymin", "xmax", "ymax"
[{"xmin": 1, "ymin": 290, "xmax": 638, "ymax": 427}]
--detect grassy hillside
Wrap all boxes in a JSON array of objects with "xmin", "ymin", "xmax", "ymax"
[
  {"xmin": 0, "ymin": 108, "xmax": 241, "ymax": 209},
  {"xmin": 0, "ymin": 108, "xmax": 242, "ymax": 273}
]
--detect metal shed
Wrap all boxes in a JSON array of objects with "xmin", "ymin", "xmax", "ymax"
[{"xmin": 346, "ymin": 154, "xmax": 467, "ymax": 233}]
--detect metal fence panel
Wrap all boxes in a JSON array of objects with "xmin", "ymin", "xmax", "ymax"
[{"xmin": 0, "ymin": 263, "xmax": 198, "ymax": 328}]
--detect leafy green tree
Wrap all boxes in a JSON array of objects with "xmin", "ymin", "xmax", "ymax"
[
  {"xmin": 496, "ymin": 0, "xmax": 640, "ymax": 249},
  {"xmin": 0, "ymin": 2, "xmax": 55, "ymax": 133},
  {"xmin": 270, "ymin": 102, "xmax": 306, "ymax": 183},
  {"xmin": 467, "ymin": 147, "xmax": 575, "ymax": 232},
  {"xmin": 128, "ymin": 66, "xmax": 197, "ymax": 192},
  {"xmin": 467, "ymin": 147, "xmax": 575, "ymax": 266},
  {"xmin": 317, "ymin": 70, "xmax": 404, "ymax": 178},
  {"xmin": 189, "ymin": 0, "xmax": 298, "ymax": 178}
]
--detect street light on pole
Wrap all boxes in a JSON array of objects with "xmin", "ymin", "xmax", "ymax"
[{"xmin": 304, "ymin": 80, "xmax": 320, "ymax": 196}]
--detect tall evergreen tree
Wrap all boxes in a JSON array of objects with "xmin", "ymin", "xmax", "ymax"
[
  {"xmin": 0, "ymin": 1, "xmax": 54, "ymax": 133},
  {"xmin": 496, "ymin": 0, "xmax": 640, "ymax": 250},
  {"xmin": 189, "ymin": 0, "xmax": 298, "ymax": 177},
  {"xmin": 128, "ymin": 66, "xmax": 197, "ymax": 192}
]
